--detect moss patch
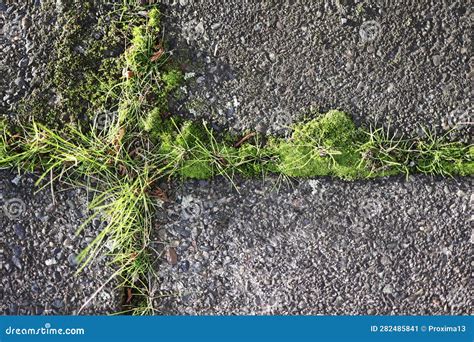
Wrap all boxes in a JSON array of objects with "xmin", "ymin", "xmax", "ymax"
[
  {"xmin": 145, "ymin": 110, "xmax": 472, "ymax": 180},
  {"xmin": 15, "ymin": 1, "xmax": 125, "ymax": 127},
  {"xmin": 267, "ymin": 110, "xmax": 366, "ymax": 179}
]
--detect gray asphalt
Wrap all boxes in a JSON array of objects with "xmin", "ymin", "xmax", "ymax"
[
  {"xmin": 164, "ymin": 0, "xmax": 472, "ymax": 142},
  {"xmin": 0, "ymin": 170, "xmax": 120, "ymax": 315},
  {"xmin": 1, "ymin": 0, "xmax": 473, "ymax": 315},
  {"xmin": 155, "ymin": 175, "xmax": 472, "ymax": 315},
  {"xmin": 155, "ymin": 0, "xmax": 473, "ymax": 315}
]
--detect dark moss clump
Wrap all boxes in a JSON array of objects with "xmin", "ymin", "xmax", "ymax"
[{"xmin": 16, "ymin": 1, "xmax": 125, "ymax": 128}]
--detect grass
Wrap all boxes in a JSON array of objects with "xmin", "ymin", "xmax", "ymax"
[
  {"xmin": 358, "ymin": 124, "xmax": 473, "ymax": 178},
  {"xmin": 1, "ymin": 120, "xmax": 164, "ymax": 314},
  {"xmin": 0, "ymin": 2, "xmax": 472, "ymax": 315}
]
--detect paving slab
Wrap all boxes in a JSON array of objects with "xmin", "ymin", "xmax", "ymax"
[
  {"xmin": 0, "ymin": 170, "xmax": 120, "ymax": 315},
  {"xmin": 163, "ymin": 0, "xmax": 472, "ymax": 141},
  {"xmin": 155, "ymin": 175, "xmax": 473, "ymax": 315}
]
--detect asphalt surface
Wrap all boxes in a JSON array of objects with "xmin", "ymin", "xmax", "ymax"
[
  {"xmin": 156, "ymin": 175, "xmax": 473, "ymax": 315},
  {"xmin": 1, "ymin": 0, "xmax": 59, "ymax": 116},
  {"xmin": 164, "ymin": 0, "xmax": 472, "ymax": 141},
  {"xmin": 1, "ymin": 0, "xmax": 473, "ymax": 315},
  {"xmin": 0, "ymin": 170, "xmax": 120, "ymax": 315},
  {"xmin": 156, "ymin": 0, "xmax": 473, "ymax": 315}
]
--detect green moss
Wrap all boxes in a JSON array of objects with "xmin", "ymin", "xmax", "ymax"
[
  {"xmin": 16, "ymin": 0, "xmax": 124, "ymax": 128},
  {"xmin": 143, "ymin": 108, "xmax": 161, "ymax": 132},
  {"xmin": 127, "ymin": 26, "xmax": 150, "ymax": 70},
  {"xmin": 180, "ymin": 158, "xmax": 214, "ymax": 179},
  {"xmin": 456, "ymin": 160, "xmax": 474, "ymax": 176},
  {"xmin": 271, "ymin": 139, "xmax": 331, "ymax": 177},
  {"xmin": 157, "ymin": 120, "xmax": 213, "ymax": 179},
  {"xmin": 411, "ymin": 140, "xmax": 473, "ymax": 177},
  {"xmin": 148, "ymin": 8, "xmax": 161, "ymax": 29},
  {"xmin": 268, "ymin": 110, "xmax": 367, "ymax": 179},
  {"xmin": 162, "ymin": 69, "xmax": 184, "ymax": 92},
  {"xmin": 292, "ymin": 110, "xmax": 356, "ymax": 148},
  {"xmin": 109, "ymin": 7, "xmax": 184, "ymax": 136},
  {"xmin": 149, "ymin": 110, "xmax": 473, "ymax": 180},
  {"xmin": 17, "ymin": 2, "xmax": 172, "ymax": 131},
  {"xmin": 235, "ymin": 142, "xmax": 277, "ymax": 176}
]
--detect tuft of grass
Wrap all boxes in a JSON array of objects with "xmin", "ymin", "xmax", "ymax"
[
  {"xmin": 1, "ymin": 118, "xmax": 163, "ymax": 315},
  {"xmin": 358, "ymin": 125, "xmax": 473, "ymax": 178}
]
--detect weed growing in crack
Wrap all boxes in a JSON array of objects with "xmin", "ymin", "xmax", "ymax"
[
  {"xmin": 358, "ymin": 125, "xmax": 473, "ymax": 178},
  {"xmin": 1, "ymin": 119, "xmax": 165, "ymax": 314}
]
